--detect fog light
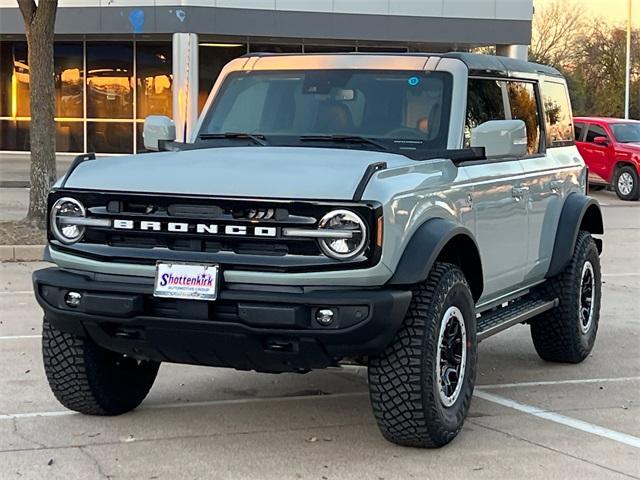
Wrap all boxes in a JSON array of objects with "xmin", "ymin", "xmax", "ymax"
[
  {"xmin": 316, "ymin": 308, "xmax": 335, "ymax": 326},
  {"xmin": 64, "ymin": 291, "xmax": 82, "ymax": 308}
]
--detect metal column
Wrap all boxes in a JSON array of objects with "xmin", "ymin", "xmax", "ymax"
[{"xmin": 172, "ymin": 33, "xmax": 199, "ymax": 143}]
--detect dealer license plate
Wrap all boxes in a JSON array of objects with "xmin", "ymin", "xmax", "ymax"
[{"xmin": 153, "ymin": 262, "xmax": 219, "ymax": 301}]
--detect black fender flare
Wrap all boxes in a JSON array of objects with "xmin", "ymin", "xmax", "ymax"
[
  {"xmin": 546, "ymin": 193, "xmax": 604, "ymax": 278},
  {"xmin": 388, "ymin": 218, "xmax": 483, "ymax": 302}
]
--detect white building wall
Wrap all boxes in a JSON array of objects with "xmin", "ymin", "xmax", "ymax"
[{"xmin": 0, "ymin": 0, "xmax": 534, "ymax": 22}]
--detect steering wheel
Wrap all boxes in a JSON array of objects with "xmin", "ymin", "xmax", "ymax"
[{"xmin": 386, "ymin": 127, "xmax": 423, "ymax": 139}]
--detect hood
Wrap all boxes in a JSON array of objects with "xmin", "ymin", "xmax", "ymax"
[{"xmin": 64, "ymin": 147, "xmax": 414, "ymax": 200}]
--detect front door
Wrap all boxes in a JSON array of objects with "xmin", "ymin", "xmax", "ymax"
[{"xmin": 465, "ymin": 161, "xmax": 529, "ymax": 302}]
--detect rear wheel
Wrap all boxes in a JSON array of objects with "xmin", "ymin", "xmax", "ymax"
[
  {"xmin": 42, "ymin": 318, "xmax": 160, "ymax": 415},
  {"xmin": 530, "ymin": 231, "xmax": 601, "ymax": 363},
  {"xmin": 368, "ymin": 263, "xmax": 477, "ymax": 448},
  {"xmin": 613, "ymin": 165, "xmax": 640, "ymax": 201}
]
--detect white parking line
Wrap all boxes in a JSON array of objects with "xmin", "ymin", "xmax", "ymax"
[
  {"xmin": 0, "ymin": 392, "xmax": 368, "ymax": 421},
  {"xmin": 474, "ymin": 390, "xmax": 640, "ymax": 449},
  {"xmin": 477, "ymin": 376, "xmax": 640, "ymax": 390},
  {"xmin": 0, "ymin": 291, "xmax": 33, "ymax": 295},
  {"xmin": 0, "ymin": 335, "xmax": 41, "ymax": 340}
]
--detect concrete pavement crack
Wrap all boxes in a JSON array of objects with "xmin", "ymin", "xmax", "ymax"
[
  {"xmin": 78, "ymin": 446, "xmax": 111, "ymax": 480},
  {"xmin": 11, "ymin": 418, "xmax": 46, "ymax": 449},
  {"xmin": 469, "ymin": 419, "xmax": 640, "ymax": 480}
]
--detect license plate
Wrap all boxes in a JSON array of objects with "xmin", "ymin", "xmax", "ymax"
[{"xmin": 154, "ymin": 262, "xmax": 219, "ymax": 301}]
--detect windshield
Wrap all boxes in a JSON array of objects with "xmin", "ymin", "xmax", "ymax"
[
  {"xmin": 610, "ymin": 123, "xmax": 640, "ymax": 143},
  {"xmin": 198, "ymin": 70, "xmax": 452, "ymax": 153}
]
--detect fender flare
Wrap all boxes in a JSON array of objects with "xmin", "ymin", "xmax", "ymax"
[
  {"xmin": 546, "ymin": 193, "xmax": 604, "ymax": 278},
  {"xmin": 388, "ymin": 218, "xmax": 483, "ymax": 301}
]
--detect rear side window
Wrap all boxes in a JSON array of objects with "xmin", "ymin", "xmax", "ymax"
[
  {"xmin": 506, "ymin": 82, "xmax": 541, "ymax": 154},
  {"xmin": 585, "ymin": 124, "xmax": 608, "ymax": 143},
  {"xmin": 541, "ymin": 81, "xmax": 574, "ymax": 147},
  {"xmin": 464, "ymin": 79, "xmax": 505, "ymax": 146},
  {"xmin": 574, "ymin": 122, "xmax": 585, "ymax": 141}
]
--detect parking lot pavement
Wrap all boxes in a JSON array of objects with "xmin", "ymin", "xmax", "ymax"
[{"xmin": 0, "ymin": 190, "xmax": 638, "ymax": 479}]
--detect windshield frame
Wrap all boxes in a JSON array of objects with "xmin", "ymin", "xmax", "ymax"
[
  {"xmin": 610, "ymin": 122, "xmax": 640, "ymax": 143},
  {"xmin": 196, "ymin": 68, "xmax": 454, "ymax": 154}
]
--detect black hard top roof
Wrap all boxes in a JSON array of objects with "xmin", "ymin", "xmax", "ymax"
[{"xmin": 241, "ymin": 51, "xmax": 563, "ymax": 78}]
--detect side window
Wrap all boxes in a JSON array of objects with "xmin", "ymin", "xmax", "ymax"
[
  {"xmin": 585, "ymin": 124, "xmax": 608, "ymax": 143},
  {"xmin": 541, "ymin": 81, "xmax": 574, "ymax": 147},
  {"xmin": 574, "ymin": 122, "xmax": 585, "ymax": 141},
  {"xmin": 464, "ymin": 78, "xmax": 505, "ymax": 147},
  {"xmin": 506, "ymin": 81, "xmax": 541, "ymax": 154}
]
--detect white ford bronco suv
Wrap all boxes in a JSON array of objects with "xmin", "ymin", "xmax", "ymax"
[{"xmin": 34, "ymin": 53, "xmax": 604, "ymax": 448}]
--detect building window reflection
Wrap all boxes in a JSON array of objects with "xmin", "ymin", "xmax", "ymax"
[
  {"xmin": 55, "ymin": 42, "xmax": 84, "ymax": 119},
  {"xmin": 87, "ymin": 121, "xmax": 133, "ymax": 154},
  {"xmin": 198, "ymin": 43, "xmax": 247, "ymax": 114},
  {"xmin": 136, "ymin": 42, "xmax": 173, "ymax": 119},
  {"xmin": 87, "ymin": 42, "xmax": 133, "ymax": 120}
]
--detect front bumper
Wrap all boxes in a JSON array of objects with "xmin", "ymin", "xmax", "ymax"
[{"xmin": 33, "ymin": 268, "xmax": 411, "ymax": 373}]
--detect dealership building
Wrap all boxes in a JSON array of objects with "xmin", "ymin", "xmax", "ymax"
[{"xmin": 0, "ymin": 0, "xmax": 533, "ymax": 155}]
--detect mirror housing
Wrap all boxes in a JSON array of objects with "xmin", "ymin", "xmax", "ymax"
[
  {"xmin": 471, "ymin": 120, "xmax": 528, "ymax": 159},
  {"xmin": 143, "ymin": 115, "xmax": 176, "ymax": 151},
  {"xmin": 593, "ymin": 136, "xmax": 609, "ymax": 146}
]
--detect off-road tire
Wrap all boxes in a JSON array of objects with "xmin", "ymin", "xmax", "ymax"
[
  {"xmin": 613, "ymin": 165, "xmax": 640, "ymax": 201},
  {"xmin": 531, "ymin": 231, "xmax": 601, "ymax": 363},
  {"xmin": 368, "ymin": 262, "xmax": 477, "ymax": 448},
  {"xmin": 42, "ymin": 318, "xmax": 160, "ymax": 415}
]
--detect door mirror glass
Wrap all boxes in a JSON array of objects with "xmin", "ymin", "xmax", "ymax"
[
  {"xmin": 471, "ymin": 120, "xmax": 528, "ymax": 159},
  {"xmin": 143, "ymin": 115, "xmax": 176, "ymax": 151},
  {"xmin": 593, "ymin": 136, "xmax": 609, "ymax": 146}
]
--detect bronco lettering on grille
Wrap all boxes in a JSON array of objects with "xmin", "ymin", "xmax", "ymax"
[{"xmin": 113, "ymin": 220, "xmax": 277, "ymax": 237}]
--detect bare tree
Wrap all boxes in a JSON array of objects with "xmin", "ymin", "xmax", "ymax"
[
  {"xmin": 530, "ymin": 1, "xmax": 586, "ymax": 68},
  {"xmin": 17, "ymin": 0, "xmax": 58, "ymax": 227}
]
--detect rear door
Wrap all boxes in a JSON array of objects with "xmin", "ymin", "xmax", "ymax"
[
  {"xmin": 582, "ymin": 123, "xmax": 613, "ymax": 182},
  {"xmin": 518, "ymin": 79, "xmax": 577, "ymax": 282}
]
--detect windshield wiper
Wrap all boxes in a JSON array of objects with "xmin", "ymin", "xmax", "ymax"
[
  {"xmin": 299, "ymin": 135, "xmax": 388, "ymax": 151},
  {"xmin": 198, "ymin": 132, "xmax": 268, "ymax": 146}
]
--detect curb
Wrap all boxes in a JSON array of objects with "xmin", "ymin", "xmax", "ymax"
[{"xmin": 0, "ymin": 245, "xmax": 45, "ymax": 262}]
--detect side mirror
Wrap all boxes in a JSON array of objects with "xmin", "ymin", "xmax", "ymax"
[
  {"xmin": 471, "ymin": 120, "xmax": 528, "ymax": 159},
  {"xmin": 593, "ymin": 136, "xmax": 609, "ymax": 146},
  {"xmin": 143, "ymin": 115, "xmax": 176, "ymax": 151}
]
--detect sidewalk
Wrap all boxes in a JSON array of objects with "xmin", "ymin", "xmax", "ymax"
[
  {"xmin": 0, "ymin": 152, "xmax": 75, "ymax": 222},
  {"xmin": 0, "ymin": 152, "xmax": 74, "ymax": 188}
]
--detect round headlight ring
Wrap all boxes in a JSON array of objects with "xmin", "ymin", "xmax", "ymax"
[
  {"xmin": 50, "ymin": 197, "xmax": 86, "ymax": 245},
  {"xmin": 318, "ymin": 209, "xmax": 368, "ymax": 260}
]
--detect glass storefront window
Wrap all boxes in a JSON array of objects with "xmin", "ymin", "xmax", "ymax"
[
  {"xmin": 55, "ymin": 42, "xmax": 84, "ymax": 119},
  {"xmin": 249, "ymin": 43, "xmax": 302, "ymax": 53},
  {"xmin": 56, "ymin": 121, "xmax": 84, "ymax": 152},
  {"xmin": 0, "ymin": 42, "xmax": 30, "ymax": 117},
  {"xmin": 136, "ymin": 42, "xmax": 172, "ymax": 119},
  {"xmin": 304, "ymin": 45, "xmax": 356, "ymax": 53},
  {"xmin": 198, "ymin": 43, "xmax": 247, "ymax": 114},
  {"xmin": 0, "ymin": 120, "xmax": 30, "ymax": 151},
  {"xmin": 87, "ymin": 122, "xmax": 133, "ymax": 154},
  {"xmin": 87, "ymin": 42, "xmax": 133, "ymax": 119}
]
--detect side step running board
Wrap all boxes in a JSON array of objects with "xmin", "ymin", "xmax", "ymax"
[{"xmin": 477, "ymin": 298, "xmax": 559, "ymax": 341}]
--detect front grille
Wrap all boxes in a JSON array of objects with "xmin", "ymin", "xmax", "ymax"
[{"xmin": 48, "ymin": 190, "xmax": 382, "ymax": 272}]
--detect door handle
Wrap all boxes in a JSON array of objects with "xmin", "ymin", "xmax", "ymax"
[
  {"xmin": 549, "ymin": 180, "xmax": 564, "ymax": 193},
  {"xmin": 512, "ymin": 186, "xmax": 529, "ymax": 201}
]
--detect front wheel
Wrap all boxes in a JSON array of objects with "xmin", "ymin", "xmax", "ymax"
[
  {"xmin": 613, "ymin": 165, "xmax": 640, "ymax": 201},
  {"xmin": 368, "ymin": 262, "xmax": 477, "ymax": 448},
  {"xmin": 42, "ymin": 318, "xmax": 160, "ymax": 415}
]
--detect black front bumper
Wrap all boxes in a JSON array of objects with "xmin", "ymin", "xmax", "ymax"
[{"xmin": 33, "ymin": 268, "xmax": 411, "ymax": 373}]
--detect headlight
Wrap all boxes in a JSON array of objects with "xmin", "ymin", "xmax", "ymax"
[
  {"xmin": 50, "ymin": 197, "xmax": 86, "ymax": 244},
  {"xmin": 318, "ymin": 209, "xmax": 368, "ymax": 260}
]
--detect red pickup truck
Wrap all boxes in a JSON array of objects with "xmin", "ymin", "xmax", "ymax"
[{"xmin": 574, "ymin": 117, "xmax": 640, "ymax": 201}]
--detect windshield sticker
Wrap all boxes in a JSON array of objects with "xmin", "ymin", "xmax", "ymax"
[{"xmin": 408, "ymin": 76, "xmax": 420, "ymax": 86}]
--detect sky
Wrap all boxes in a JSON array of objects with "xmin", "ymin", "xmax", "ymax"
[{"xmin": 534, "ymin": 0, "xmax": 638, "ymax": 27}]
